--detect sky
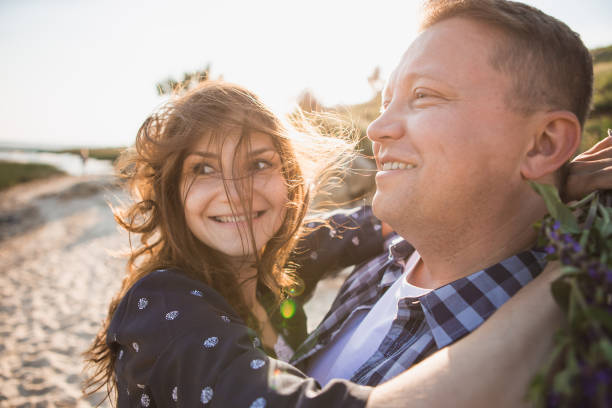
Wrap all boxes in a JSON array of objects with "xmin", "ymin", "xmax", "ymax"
[{"xmin": 1, "ymin": 0, "xmax": 611, "ymax": 149}]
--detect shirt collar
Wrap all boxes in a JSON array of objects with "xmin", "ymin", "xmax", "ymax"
[
  {"xmin": 414, "ymin": 249, "xmax": 547, "ymax": 349},
  {"xmin": 379, "ymin": 236, "xmax": 414, "ymax": 289}
]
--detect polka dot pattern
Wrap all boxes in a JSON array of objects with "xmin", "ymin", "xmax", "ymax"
[
  {"xmin": 200, "ymin": 386, "xmax": 213, "ymax": 404},
  {"xmin": 165, "ymin": 310, "xmax": 180, "ymax": 320},
  {"xmin": 250, "ymin": 359, "xmax": 266, "ymax": 369},
  {"xmin": 250, "ymin": 397, "xmax": 267, "ymax": 408},
  {"xmin": 138, "ymin": 297, "xmax": 149, "ymax": 310},
  {"xmin": 203, "ymin": 337, "xmax": 218, "ymax": 349}
]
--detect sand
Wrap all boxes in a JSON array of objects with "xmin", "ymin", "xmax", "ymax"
[
  {"xmin": 0, "ymin": 175, "xmax": 127, "ymax": 407},
  {"xmin": 0, "ymin": 175, "xmax": 342, "ymax": 407}
]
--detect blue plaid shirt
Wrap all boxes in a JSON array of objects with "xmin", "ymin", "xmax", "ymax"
[{"xmin": 291, "ymin": 236, "xmax": 547, "ymax": 386}]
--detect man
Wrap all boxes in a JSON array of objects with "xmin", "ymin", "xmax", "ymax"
[{"xmin": 291, "ymin": 0, "xmax": 597, "ymax": 391}]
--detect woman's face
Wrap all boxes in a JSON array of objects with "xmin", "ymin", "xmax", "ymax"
[{"xmin": 180, "ymin": 131, "xmax": 289, "ymax": 259}]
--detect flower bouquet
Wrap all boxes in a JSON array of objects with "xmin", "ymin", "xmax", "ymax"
[{"xmin": 528, "ymin": 180, "xmax": 612, "ymax": 407}]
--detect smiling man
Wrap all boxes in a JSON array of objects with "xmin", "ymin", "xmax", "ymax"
[{"xmin": 291, "ymin": 0, "xmax": 596, "ymax": 390}]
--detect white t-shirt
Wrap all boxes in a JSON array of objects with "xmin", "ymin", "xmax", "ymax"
[{"xmin": 306, "ymin": 251, "xmax": 431, "ymax": 386}]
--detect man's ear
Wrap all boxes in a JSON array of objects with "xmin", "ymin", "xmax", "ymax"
[{"xmin": 520, "ymin": 111, "xmax": 581, "ymax": 180}]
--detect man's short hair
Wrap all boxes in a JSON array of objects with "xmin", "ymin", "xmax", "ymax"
[{"xmin": 420, "ymin": 0, "xmax": 593, "ymax": 127}]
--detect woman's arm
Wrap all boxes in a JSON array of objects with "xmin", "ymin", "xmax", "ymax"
[
  {"xmin": 292, "ymin": 206, "xmax": 386, "ymax": 302},
  {"xmin": 367, "ymin": 262, "xmax": 562, "ymax": 407}
]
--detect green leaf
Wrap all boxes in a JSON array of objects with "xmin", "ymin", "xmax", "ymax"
[
  {"xmin": 551, "ymin": 278, "xmax": 571, "ymax": 312},
  {"xmin": 568, "ymin": 283, "xmax": 580, "ymax": 324},
  {"xmin": 568, "ymin": 191, "xmax": 596, "ymax": 210},
  {"xmin": 585, "ymin": 307, "xmax": 612, "ymax": 332},
  {"xmin": 529, "ymin": 182, "xmax": 580, "ymax": 233},
  {"xmin": 599, "ymin": 203, "xmax": 612, "ymax": 238},
  {"xmin": 579, "ymin": 228, "xmax": 591, "ymax": 249},
  {"xmin": 560, "ymin": 265, "xmax": 583, "ymax": 278},
  {"xmin": 552, "ymin": 368, "xmax": 574, "ymax": 396},
  {"xmin": 599, "ymin": 339, "xmax": 612, "ymax": 365}
]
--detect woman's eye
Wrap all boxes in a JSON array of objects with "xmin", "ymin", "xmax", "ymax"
[
  {"xmin": 193, "ymin": 163, "xmax": 215, "ymax": 175},
  {"xmin": 253, "ymin": 160, "xmax": 271, "ymax": 171}
]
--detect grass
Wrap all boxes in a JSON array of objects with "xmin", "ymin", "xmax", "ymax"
[{"xmin": 0, "ymin": 161, "xmax": 66, "ymax": 191}]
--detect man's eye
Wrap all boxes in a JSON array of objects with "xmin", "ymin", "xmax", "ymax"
[
  {"xmin": 415, "ymin": 89, "xmax": 431, "ymax": 99},
  {"xmin": 414, "ymin": 88, "xmax": 439, "ymax": 101}
]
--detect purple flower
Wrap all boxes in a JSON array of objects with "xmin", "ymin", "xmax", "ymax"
[
  {"xmin": 547, "ymin": 392, "xmax": 561, "ymax": 408},
  {"xmin": 545, "ymin": 245, "xmax": 556, "ymax": 254},
  {"xmin": 562, "ymin": 234, "xmax": 576, "ymax": 244},
  {"xmin": 595, "ymin": 369, "xmax": 610, "ymax": 384},
  {"xmin": 553, "ymin": 220, "xmax": 561, "ymax": 231}
]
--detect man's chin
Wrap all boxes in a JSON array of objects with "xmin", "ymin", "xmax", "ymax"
[{"xmin": 371, "ymin": 193, "xmax": 394, "ymax": 225}]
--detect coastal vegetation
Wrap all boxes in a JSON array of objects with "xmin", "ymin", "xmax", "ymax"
[{"xmin": 0, "ymin": 161, "xmax": 65, "ymax": 191}]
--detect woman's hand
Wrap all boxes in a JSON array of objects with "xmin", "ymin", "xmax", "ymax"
[{"xmin": 564, "ymin": 133, "xmax": 612, "ymax": 202}]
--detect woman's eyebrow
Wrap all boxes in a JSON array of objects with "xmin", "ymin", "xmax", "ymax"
[
  {"xmin": 187, "ymin": 147, "xmax": 276, "ymax": 159},
  {"xmin": 187, "ymin": 151, "xmax": 217, "ymax": 159},
  {"xmin": 249, "ymin": 147, "xmax": 276, "ymax": 156}
]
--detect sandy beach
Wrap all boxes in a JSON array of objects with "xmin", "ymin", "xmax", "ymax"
[{"xmin": 0, "ymin": 174, "xmax": 343, "ymax": 407}]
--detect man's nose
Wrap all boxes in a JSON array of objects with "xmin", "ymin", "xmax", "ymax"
[{"xmin": 367, "ymin": 109, "xmax": 404, "ymax": 143}]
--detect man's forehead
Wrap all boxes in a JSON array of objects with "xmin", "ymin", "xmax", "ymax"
[{"xmin": 384, "ymin": 18, "xmax": 502, "ymax": 94}]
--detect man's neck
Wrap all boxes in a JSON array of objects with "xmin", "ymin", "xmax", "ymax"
[{"xmin": 405, "ymin": 199, "xmax": 546, "ymax": 289}]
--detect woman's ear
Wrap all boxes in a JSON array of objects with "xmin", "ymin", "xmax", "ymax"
[{"xmin": 520, "ymin": 111, "xmax": 581, "ymax": 180}]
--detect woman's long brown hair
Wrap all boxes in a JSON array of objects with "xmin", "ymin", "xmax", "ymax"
[{"xmin": 82, "ymin": 81, "xmax": 356, "ymax": 404}]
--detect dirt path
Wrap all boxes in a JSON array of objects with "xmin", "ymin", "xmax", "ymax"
[{"xmin": 0, "ymin": 175, "xmax": 126, "ymax": 406}]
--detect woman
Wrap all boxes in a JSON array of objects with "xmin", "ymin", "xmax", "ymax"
[{"xmin": 84, "ymin": 81, "xmax": 611, "ymax": 407}]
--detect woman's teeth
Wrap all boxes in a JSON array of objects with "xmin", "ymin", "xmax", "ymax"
[
  {"xmin": 213, "ymin": 212, "xmax": 261, "ymax": 223},
  {"xmin": 382, "ymin": 162, "xmax": 416, "ymax": 171}
]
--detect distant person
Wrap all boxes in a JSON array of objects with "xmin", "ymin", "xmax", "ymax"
[{"xmin": 79, "ymin": 148, "xmax": 89, "ymax": 174}]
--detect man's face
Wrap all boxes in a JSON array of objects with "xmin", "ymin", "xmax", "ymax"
[{"xmin": 368, "ymin": 17, "xmax": 538, "ymax": 239}]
